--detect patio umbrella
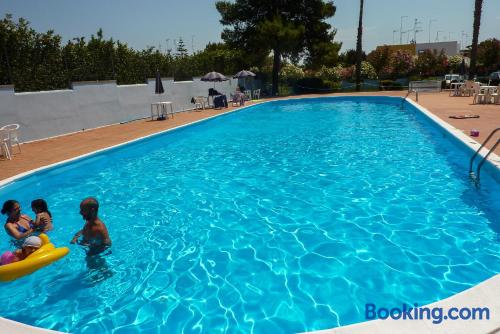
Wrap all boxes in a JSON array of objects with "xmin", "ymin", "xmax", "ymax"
[
  {"xmin": 201, "ymin": 71, "xmax": 229, "ymax": 87},
  {"xmin": 233, "ymin": 70, "xmax": 256, "ymax": 91},
  {"xmin": 233, "ymin": 70, "xmax": 256, "ymax": 79},
  {"xmin": 154, "ymin": 70, "xmax": 165, "ymax": 120},
  {"xmin": 155, "ymin": 70, "xmax": 164, "ymax": 95}
]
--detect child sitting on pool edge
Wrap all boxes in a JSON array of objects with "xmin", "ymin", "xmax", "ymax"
[
  {"xmin": 0, "ymin": 236, "xmax": 42, "ymax": 265},
  {"xmin": 31, "ymin": 199, "xmax": 53, "ymax": 232}
]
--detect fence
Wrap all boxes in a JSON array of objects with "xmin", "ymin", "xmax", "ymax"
[{"xmin": 0, "ymin": 77, "xmax": 238, "ymax": 143}]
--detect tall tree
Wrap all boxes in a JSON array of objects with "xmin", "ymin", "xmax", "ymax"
[
  {"xmin": 469, "ymin": 0, "xmax": 483, "ymax": 78},
  {"xmin": 176, "ymin": 38, "xmax": 189, "ymax": 58},
  {"xmin": 355, "ymin": 0, "xmax": 364, "ymax": 92},
  {"xmin": 216, "ymin": 0, "xmax": 338, "ymax": 96}
]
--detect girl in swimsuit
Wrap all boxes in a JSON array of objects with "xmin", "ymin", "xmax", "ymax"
[
  {"xmin": 2, "ymin": 200, "xmax": 35, "ymax": 240},
  {"xmin": 31, "ymin": 199, "xmax": 53, "ymax": 232}
]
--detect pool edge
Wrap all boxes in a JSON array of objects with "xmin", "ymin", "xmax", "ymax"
[{"xmin": 303, "ymin": 273, "xmax": 500, "ymax": 334}]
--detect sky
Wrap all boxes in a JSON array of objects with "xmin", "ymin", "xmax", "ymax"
[{"xmin": 1, "ymin": 0, "xmax": 499, "ymax": 54}]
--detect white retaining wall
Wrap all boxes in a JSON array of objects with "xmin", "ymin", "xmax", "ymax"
[{"xmin": 0, "ymin": 77, "xmax": 237, "ymax": 143}]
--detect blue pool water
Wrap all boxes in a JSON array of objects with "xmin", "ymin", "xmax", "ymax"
[{"xmin": 0, "ymin": 97, "xmax": 499, "ymax": 333}]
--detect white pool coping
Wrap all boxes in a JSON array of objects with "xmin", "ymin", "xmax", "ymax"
[
  {"xmin": 304, "ymin": 274, "xmax": 500, "ymax": 334},
  {"xmin": 0, "ymin": 96, "xmax": 498, "ymax": 333},
  {"xmin": 405, "ymin": 98, "xmax": 500, "ymax": 172},
  {"xmin": 0, "ymin": 317, "xmax": 65, "ymax": 334}
]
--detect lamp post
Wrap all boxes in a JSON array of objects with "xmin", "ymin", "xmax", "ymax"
[
  {"xmin": 428, "ymin": 19, "xmax": 436, "ymax": 43},
  {"xmin": 400, "ymin": 16, "xmax": 407, "ymax": 44},
  {"xmin": 435, "ymin": 30, "xmax": 443, "ymax": 42}
]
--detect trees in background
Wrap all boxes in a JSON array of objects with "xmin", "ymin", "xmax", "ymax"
[
  {"xmin": 2, "ymin": 9, "xmax": 497, "ymax": 94},
  {"xmin": 390, "ymin": 50, "xmax": 415, "ymax": 77},
  {"xmin": 355, "ymin": 0, "xmax": 364, "ymax": 91},
  {"xmin": 469, "ymin": 0, "xmax": 483, "ymax": 77},
  {"xmin": 477, "ymin": 38, "xmax": 500, "ymax": 74},
  {"xmin": 366, "ymin": 46, "xmax": 390, "ymax": 77},
  {"xmin": 0, "ymin": 15, "xmax": 67, "ymax": 91},
  {"xmin": 415, "ymin": 49, "xmax": 447, "ymax": 77},
  {"xmin": 215, "ymin": 0, "xmax": 341, "ymax": 95}
]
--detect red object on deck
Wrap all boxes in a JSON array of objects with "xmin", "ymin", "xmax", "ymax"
[{"xmin": 470, "ymin": 129, "xmax": 480, "ymax": 137}]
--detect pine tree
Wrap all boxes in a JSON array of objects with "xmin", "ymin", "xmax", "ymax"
[{"xmin": 176, "ymin": 38, "xmax": 188, "ymax": 58}]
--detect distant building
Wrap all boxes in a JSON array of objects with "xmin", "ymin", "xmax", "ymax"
[
  {"xmin": 374, "ymin": 41, "xmax": 459, "ymax": 56},
  {"xmin": 375, "ymin": 44, "xmax": 416, "ymax": 55},
  {"xmin": 416, "ymin": 41, "xmax": 459, "ymax": 56}
]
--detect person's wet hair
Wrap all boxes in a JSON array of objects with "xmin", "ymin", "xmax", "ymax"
[
  {"xmin": 1, "ymin": 200, "xmax": 19, "ymax": 215},
  {"xmin": 82, "ymin": 197, "xmax": 99, "ymax": 213},
  {"xmin": 31, "ymin": 199, "xmax": 52, "ymax": 217}
]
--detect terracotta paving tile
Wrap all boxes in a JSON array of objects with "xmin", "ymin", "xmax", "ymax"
[{"xmin": 1, "ymin": 92, "xmax": 498, "ymax": 181}]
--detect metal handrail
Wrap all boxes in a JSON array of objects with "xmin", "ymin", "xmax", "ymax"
[
  {"xmin": 476, "ymin": 139, "xmax": 500, "ymax": 182},
  {"xmin": 401, "ymin": 91, "xmax": 411, "ymax": 109},
  {"xmin": 469, "ymin": 127, "xmax": 500, "ymax": 174}
]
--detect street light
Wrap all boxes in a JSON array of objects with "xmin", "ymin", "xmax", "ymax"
[
  {"xmin": 435, "ymin": 30, "xmax": 443, "ymax": 42},
  {"xmin": 428, "ymin": 19, "xmax": 436, "ymax": 43},
  {"xmin": 400, "ymin": 16, "xmax": 408, "ymax": 44}
]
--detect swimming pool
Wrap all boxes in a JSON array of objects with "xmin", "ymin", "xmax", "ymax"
[{"xmin": 0, "ymin": 96, "xmax": 498, "ymax": 333}]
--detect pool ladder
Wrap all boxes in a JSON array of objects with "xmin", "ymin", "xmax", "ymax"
[
  {"xmin": 400, "ymin": 91, "xmax": 412, "ymax": 109},
  {"xmin": 469, "ymin": 127, "xmax": 500, "ymax": 184}
]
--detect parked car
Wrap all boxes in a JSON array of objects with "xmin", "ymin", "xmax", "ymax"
[
  {"xmin": 443, "ymin": 74, "xmax": 464, "ymax": 89},
  {"xmin": 489, "ymin": 71, "xmax": 500, "ymax": 85}
]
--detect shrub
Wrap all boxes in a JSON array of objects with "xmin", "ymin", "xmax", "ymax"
[
  {"xmin": 279, "ymin": 63, "xmax": 305, "ymax": 84},
  {"xmin": 390, "ymin": 50, "xmax": 415, "ymax": 77},
  {"xmin": 367, "ymin": 46, "xmax": 391, "ymax": 76},
  {"xmin": 448, "ymin": 55, "xmax": 463, "ymax": 73},
  {"xmin": 361, "ymin": 61, "xmax": 378, "ymax": 79},
  {"xmin": 315, "ymin": 65, "xmax": 341, "ymax": 82},
  {"xmin": 477, "ymin": 38, "xmax": 500, "ymax": 73},
  {"xmin": 278, "ymin": 84, "xmax": 292, "ymax": 96},
  {"xmin": 416, "ymin": 49, "xmax": 448, "ymax": 77},
  {"xmin": 337, "ymin": 62, "xmax": 377, "ymax": 81},
  {"xmin": 339, "ymin": 66, "xmax": 355, "ymax": 80}
]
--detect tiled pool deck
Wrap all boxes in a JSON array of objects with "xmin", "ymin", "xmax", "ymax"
[{"xmin": 0, "ymin": 91, "xmax": 498, "ymax": 333}]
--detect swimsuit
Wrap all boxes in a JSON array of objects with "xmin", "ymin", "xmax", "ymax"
[{"xmin": 14, "ymin": 218, "xmax": 35, "ymax": 233}]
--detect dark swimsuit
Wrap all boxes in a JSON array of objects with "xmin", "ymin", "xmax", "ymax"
[{"xmin": 14, "ymin": 218, "xmax": 35, "ymax": 233}]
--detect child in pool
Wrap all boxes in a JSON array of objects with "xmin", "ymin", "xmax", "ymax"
[
  {"xmin": 0, "ymin": 236, "xmax": 42, "ymax": 265},
  {"xmin": 31, "ymin": 199, "xmax": 53, "ymax": 232}
]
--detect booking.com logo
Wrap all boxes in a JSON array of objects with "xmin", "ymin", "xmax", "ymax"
[{"xmin": 365, "ymin": 303, "xmax": 490, "ymax": 324}]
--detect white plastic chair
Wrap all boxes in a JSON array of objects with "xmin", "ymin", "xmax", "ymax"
[
  {"xmin": 231, "ymin": 92, "xmax": 244, "ymax": 107},
  {"xmin": 244, "ymin": 90, "xmax": 252, "ymax": 101},
  {"xmin": 0, "ymin": 124, "xmax": 21, "ymax": 153},
  {"xmin": 252, "ymin": 89, "xmax": 261, "ymax": 100},
  {"xmin": 193, "ymin": 96, "xmax": 208, "ymax": 110},
  {"xmin": 0, "ymin": 129, "xmax": 12, "ymax": 160},
  {"xmin": 459, "ymin": 80, "xmax": 474, "ymax": 97},
  {"xmin": 472, "ymin": 83, "xmax": 486, "ymax": 104},
  {"xmin": 493, "ymin": 85, "xmax": 500, "ymax": 104}
]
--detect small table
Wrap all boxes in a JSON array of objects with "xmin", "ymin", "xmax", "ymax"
[
  {"xmin": 449, "ymin": 82, "xmax": 464, "ymax": 96},
  {"xmin": 151, "ymin": 102, "xmax": 174, "ymax": 120}
]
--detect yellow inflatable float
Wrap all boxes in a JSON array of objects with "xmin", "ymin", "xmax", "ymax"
[{"xmin": 0, "ymin": 233, "xmax": 69, "ymax": 282}]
